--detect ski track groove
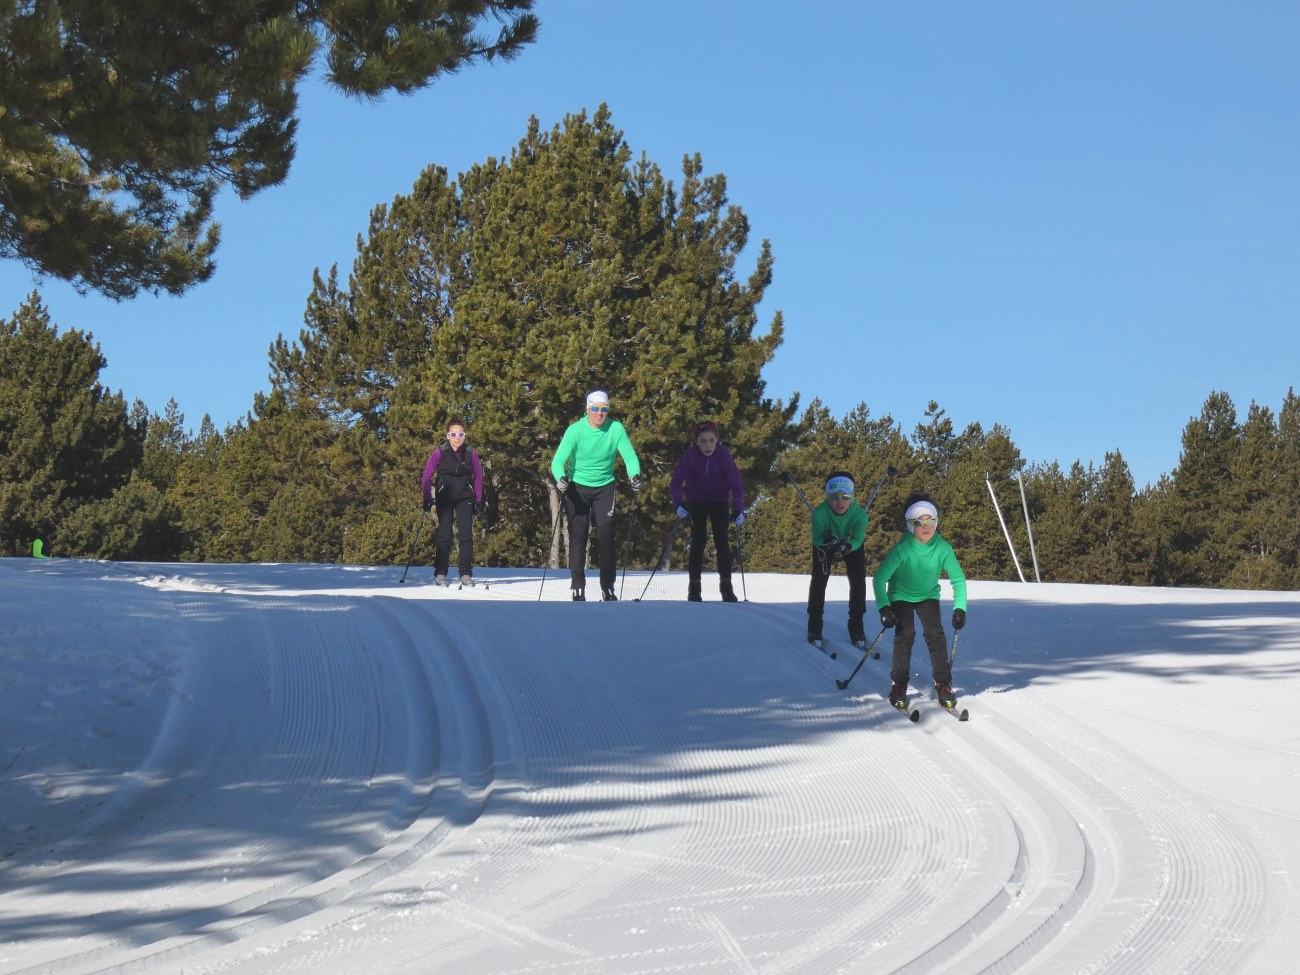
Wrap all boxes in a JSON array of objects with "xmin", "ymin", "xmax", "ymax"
[
  {"xmin": 978, "ymin": 690, "xmax": 1272, "ymax": 974},
  {"xmin": 1, "ymin": 589, "xmax": 485, "ymax": 975}
]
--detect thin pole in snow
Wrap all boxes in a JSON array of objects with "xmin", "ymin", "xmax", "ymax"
[
  {"xmin": 985, "ymin": 472, "xmax": 1027, "ymax": 583},
  {"xmin": 1015, "ymin": 468, "xmax": 1042, "ymax": 583}
]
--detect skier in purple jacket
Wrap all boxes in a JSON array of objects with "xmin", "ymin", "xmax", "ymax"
[
  {"xmin": 420, "ymin": 418, "xmax": 484, "ymax": 585},
  {"xmin": 669, "ymin": 421, "xmax": 746, "ymax": 602}
]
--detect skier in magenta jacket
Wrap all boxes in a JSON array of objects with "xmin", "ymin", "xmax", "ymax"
[
  {"xmin": 669, "ymin": 421, "xmax": 746, "ymax": 602},
  {"xmin": 421, "ymin": 418, "xmax": 484, "ymax": 585}
]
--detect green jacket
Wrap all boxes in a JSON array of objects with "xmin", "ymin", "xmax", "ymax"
[
  {"xmin": 811, "ymin": 501, "xmax": 867, "ymax": 550},
  {"xmin": 873, "ymin": 531, "xmax": 968, "ymax": 610},
  {"xmin": 550, "ymin": 418, "xmax": 641, "ymax": 488}
]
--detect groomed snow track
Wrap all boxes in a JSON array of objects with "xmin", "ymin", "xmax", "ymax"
[{"xmin": 0, "ymin": 564, "xmax": 1282, "ymax": 974}]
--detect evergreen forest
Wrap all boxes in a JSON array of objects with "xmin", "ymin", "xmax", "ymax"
[{"xmin": 3, "ymin": 109, "xmax": 1298, "ymax": 591}]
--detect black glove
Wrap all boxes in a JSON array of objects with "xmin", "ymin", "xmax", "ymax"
[
  {"xmin": 952, "ymin": 608, "xmax": 966, "ymax": 631},
  {"xmin": 879, "ymin": 605, "xmax": 897, "ymax": 629},
  {"xmin": 830, "ymin": 539, "xmax": 852, "ymax": 560},
  {"xmin": 630, "ymin": 474, "xmax": 643, "ymax": 493},
  {"xmin": 473, "ymin": 501, "xmax": 483, "ymax": 517},
  {"xmin": 422, "ymin": 498, "xmax": 433, "ymax": 512},
  {"xmin": 556, "ymin": 477, "xmax": 569, "ymax": 495}
]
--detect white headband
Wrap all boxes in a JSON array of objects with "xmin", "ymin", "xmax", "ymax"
[
  {"xmin": 905, "ymin": 500, "xmax": 938, "ymax": 522},
  {"xmin": 824, "ymin": 475, "xmax": 855, "ymax": 496},
  {"xmin": 586, "ymin": 390, "xmax": 610, "ymax": 408}
]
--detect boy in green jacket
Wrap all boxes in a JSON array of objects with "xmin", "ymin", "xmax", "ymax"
[
  {"xmin": 807, "ymin": 471, "xmax": 869, "ymax": 646},
  {"xmin": 874, "ymin": 497, "xmax": 968, "ymax": 709},
  {"xmin": 551, "ymin": 389, "xmax": 642, "ymax": 601}
]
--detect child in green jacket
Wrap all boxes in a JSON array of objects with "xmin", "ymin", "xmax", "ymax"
[
  {"xmin": 874, "ymin": 497, "xmax": 967, "ymax": 709},
  {"xmin": 807, "ymin": 471, "xmax": 869, "ymax": 646}
]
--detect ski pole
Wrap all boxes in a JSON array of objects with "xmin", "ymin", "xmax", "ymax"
[
  {"xmin": 635, "ymin": 518, "xmax": 682, "ymax": 601},
  {"xmin": 398, "ymin": 506, "xmax": 432, "ymax": 584},
  {"xmin": 949, "ymin": 631, "xmax": 959, "ymax": 666},
  {"xmin": 862, "ymin": 464, "xmax": 898, "ymax": 512},
  {"xmin": 538, "ymin": 503, "xmax": 564, "ymax": 601},
  {"xmin": 778, "ymin": 470, "xmax": 816, "ymax": 514},
  {"xmin": 619, "ymin": 491, "xmax": 639, "ymax": 600},
  {"xmin": 734, "ymin": 518, "xmax": 748, "ymax": 602},
  {"xmin": 835, "ymin": 626, "xmax": 887, "ymax": 691}
]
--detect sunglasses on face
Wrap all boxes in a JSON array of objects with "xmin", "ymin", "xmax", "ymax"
[
  {"xmin": 447, "ymin": 432, "xmax": 465, "ymax": 439},
  {"xmin": 588, "ymin": 406, "xmax": 609, "ymax": 414},
  {"xmin": 908, "ymin": 515, "xmax": 938, "ymax": 528},
  {"xmin": 828, "ymin": 492, "xmax": 854, "ymax": 502}
]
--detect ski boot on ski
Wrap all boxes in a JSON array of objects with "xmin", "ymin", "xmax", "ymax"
[
  {"xmin": 935, "ymin": 682, "xmax": 970, "ymax": 720},
  {"xmin": 888, "ymin": 681, "xmax": 920, "ymax": 722}
]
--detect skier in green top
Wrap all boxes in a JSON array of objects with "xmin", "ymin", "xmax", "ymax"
[
  {"xmin": 550, "ymin": 389, "xmax": 642, "ymax": 601},
  {"xmin": 806, "ymin": 471, "xmax": 869, "ymax": 645},
  {"xmin": 874, "ymin": 497, "xmax": 968, "ymax": 709}
]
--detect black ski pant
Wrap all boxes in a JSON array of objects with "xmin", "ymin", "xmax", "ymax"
[
  {"xmin": 434, "ymin": 498, "xmax": 474, "ymax": 577},
  {"xmin": 806, "ymin": 545, "xmax": 866, "ymax": 640},
  {"xmin": 889, "ymin": 598, "xmax": 951, "ymax": 686},
  {"xmin": 686, "ymin": 502, "xmax": 733, "ymax": 582},
  {"xmin": 565, "ymin": 481, "xmax": 617, "ymax": 593}
]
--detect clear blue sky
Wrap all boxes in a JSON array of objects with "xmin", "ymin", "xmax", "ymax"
[{"xmin": 4, "ymin": 2, "xmax": 1298, "ymax": 489}]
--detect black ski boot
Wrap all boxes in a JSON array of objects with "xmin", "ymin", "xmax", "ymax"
[
  {"xmin": 719, "ymin": 579, "xmax": 738, "ymax": 603},
  {"xmin": 601, "ymin": 588, "xmax": 618, "ymax": 602},
  {"xmin": 807, "ymin": 624, "xmax": 823, "ymax": 644},
  {"xmin": 687, "ymin": 576, "xmax": 702, "ymax": 602},
  {"xmin": 889, "ymin": 681, "xmax": 909, "ymax": 708},
  {"xmin": 935, "ymin": 682, "xmax": 956, "ymax": 708},
  {"xmin": 572, "ymin": 588, "xmax": 586, "ymax": 602}
]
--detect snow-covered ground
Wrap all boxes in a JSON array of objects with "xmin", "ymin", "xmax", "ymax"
[{"xmin": 2, "ymin": 557, "xmax": 1297, "ymax": 974}]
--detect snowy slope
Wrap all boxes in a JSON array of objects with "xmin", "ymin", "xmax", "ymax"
[{"xmin": 1, "ymin": 558, "xmax": 1297, "ymax": 975}]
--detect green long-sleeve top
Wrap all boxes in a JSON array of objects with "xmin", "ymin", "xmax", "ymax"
[
  {"xmin": 873, "ymin": 531, "xmax": 968, "ymax": 610},
  {"xmin": 550, "ymin": 418, "xmax": 641, "ymax": 488},
  {"xmin": 811, "ymin": 501, "xmax": 867, "ymax": 550}
]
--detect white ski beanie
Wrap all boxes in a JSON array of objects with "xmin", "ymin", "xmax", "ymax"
[
  {"xmin": 586, "ymin": 389, "xmax": 610, "ymax": 409},
  {"xmin": 905, "ymin": 500, "xmax": 939, "ymax": 522}
]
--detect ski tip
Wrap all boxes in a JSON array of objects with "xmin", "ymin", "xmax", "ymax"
[
  {"xmin": 958, "ymin": 709, "xmax": 970, "ymax": 721},
  {"xmin": 909, "ymin": 709, "xmax": 921, "ymax": 722},
  {"xmin": 829, "ymin": 650, "xmax": 838, "ymax": 659},
  {"xmin": 872, "ymin": 652, "xmax": 881, "ymax": 660},
  {"xmin": 834, "ymin": 680, "xmax": 849, "ymax": 691}
]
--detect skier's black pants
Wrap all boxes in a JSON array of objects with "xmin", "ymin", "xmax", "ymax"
[
  {"xmin": 889, "ymin": 598, "xmax": 951, "ymax": 686},
  {"xmin": 565, "ymin": 481, "xmax": 617, "ymax": 593},
  {"xmin": 434, "ymin": 498, "xmax": 474, "ymax": 577},
  {"xmin": 686, "ymin": 502, "xmax": 733, "ymax": 582},
  {"xmin": 806, "ymin": 545, "xmax": 866, "ymax": 639}
]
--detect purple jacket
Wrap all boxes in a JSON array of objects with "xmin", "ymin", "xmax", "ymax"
[
  {"xmin": 669, "ymin": 443, "xmax": 745, "ymax": 514},
  {"xmin": 421, "ymin": 443, "xmax": 483, "ymax": 505}
]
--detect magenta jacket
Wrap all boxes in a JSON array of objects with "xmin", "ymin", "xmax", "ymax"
[
  {"xmin": 669, "ymin": 443, "xmax": 745, "ymax": 515},
  {"xmin": 421, "ymin": 443, "xmax": 483, "ymax": 505}
]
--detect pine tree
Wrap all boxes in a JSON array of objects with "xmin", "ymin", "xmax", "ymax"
[
  {"xmin": 1223, "ymin": 401, "xmax": 1283, "ymax": 588},
  {"xmin": 1164, "ymin": 391, "xmax": 1240, "ymax": 585},
  {"xmin": 1077, "ymin": 450, "xmax": 1152, "ymax": 585},
  {"xmin": 0, "ymin": 294, "xmax": 139, "ymax": 554},
  {"xmin": 1025, "ymin": 461, "xmax": 1091, "ymax": 583},
  {"xmin": 421, "ymin": 108, "xmax": 795, "ymax": 566},
  {"xmin": 1274, "ymin": 389, "xmax": 1300, "ymax": 587},
  {"xmin": 1, "ymin": 1, "xmax": 539, "ymax": 298}
]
